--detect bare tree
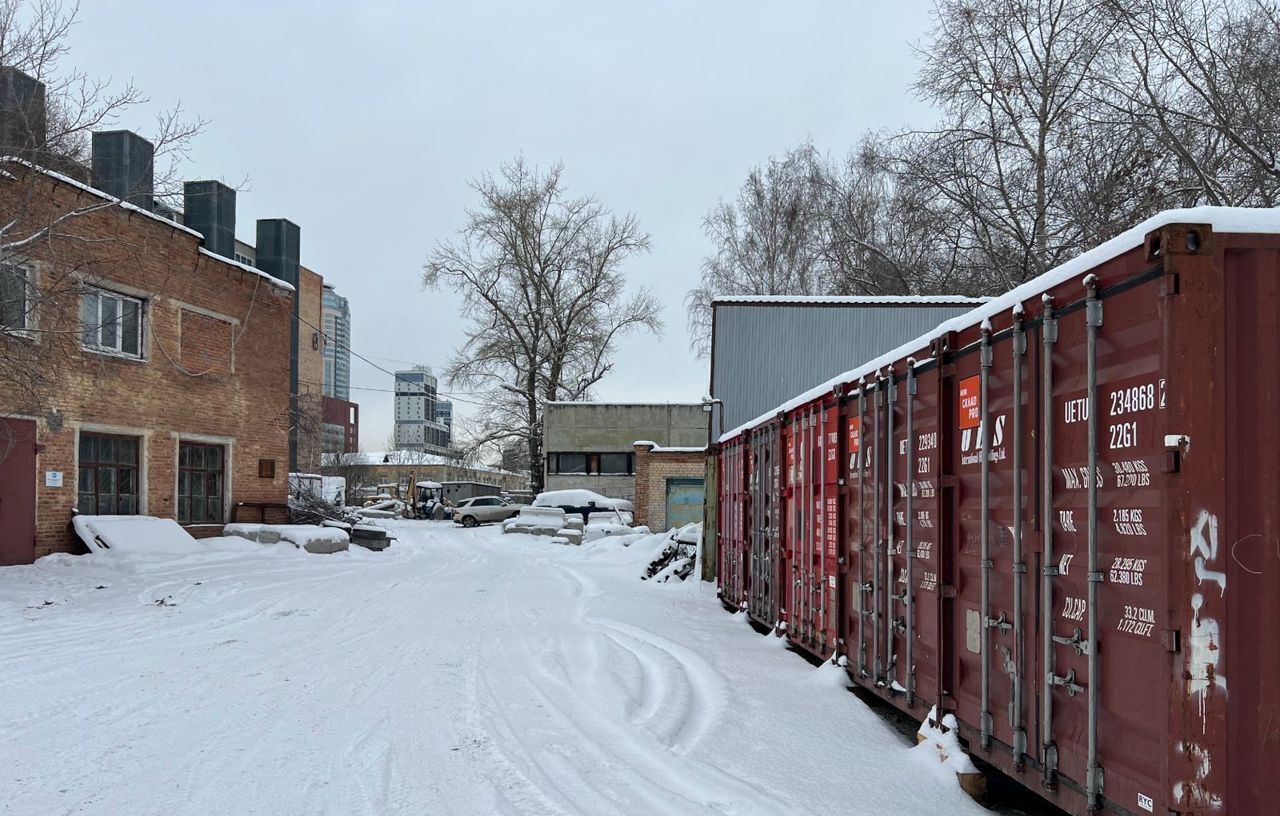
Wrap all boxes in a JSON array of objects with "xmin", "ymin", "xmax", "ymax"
[
  {"xmin": 906, "ymin": 0, "xmax": 1117, "ymax": 289},
  {"xmin": 0, "ymin": 0, "xmax": 203, "ymax": 434},
  {"xmin": 423, "ymin": 158, "xmax": 661, "ymax": 492},
  {"xmin": 1102, "ymin": 0, "xmax": 1280, "ymax": 206},
  {"xmin": 685, "ymin": 143, "xmax": 830, "ymax": 355}
]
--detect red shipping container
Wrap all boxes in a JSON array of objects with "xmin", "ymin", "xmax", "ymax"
[{"xmin": 715, "ymin": 211, "xmax": 1280, "ymax": 816}]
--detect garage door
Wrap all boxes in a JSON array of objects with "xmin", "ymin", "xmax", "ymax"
[
  {"xmin": 665, "ymin": 477, "xmax": 705, "ymax": 529},
  {"xmin": 0, "ymin": 418, "xmax": 37, "ymax": 566}
]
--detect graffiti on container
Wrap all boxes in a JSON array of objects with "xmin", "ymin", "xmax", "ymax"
[
  {"xmin": 1110, "ymin": 556, "xmax": 1148, "ymax": 586},
  {"xmin": 1061, "ymin": 465, "xmax": 1105, "ymax": 490},
  {"xmin": 1113, "ymin": 508, "xmax": 1148, "ymax": 536},
  {"xmin": 1188, "ymin": 591, "xmax": 1227, "ymax": 735},
  {"xmin": 960, "ymin": 415, "xmax": 1006, "ymax": 466},
  {"xmin": 1118, "ymin": 605, "xmax": 1155, "ymax": 637},
  {"xmin": 1113, "ymin": 458, "xmax": 1151, "ymax": 488},
  {"xmin": 1173, "ymin": 740, "xmax": 1222, "ymax": 810},
  {"xmin": 1190, "ymin": 510, "xmax": 1227, "ymax": 594}
]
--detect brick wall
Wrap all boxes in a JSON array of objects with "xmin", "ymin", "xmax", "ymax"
[
  {"xmin": 0, "ymin": 164, "xmax": 293, "ymax": 559},
  {"xmin": 633, "ymin": 443, "xmax": 707, "ymax": 532},
  {"xmin": 295, "ymin": 266, "xmax": 325, "ymax": 473}
]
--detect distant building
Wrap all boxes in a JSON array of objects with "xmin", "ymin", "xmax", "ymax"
[
  {"xmin": 542, "ymin": 402, "xmax": 707, "ymax": 502},
  {"xmin": 321, "ymin": 396, "xmax": 359, "ymax": 454},
  {"xmin": 709, "ymin": 295, "xmax": 989, "ymax": 433},
  {"xmin": 435, "ymin": 399, "xmax": 453, "ymax": 437},
  {"xmin": 321, "ymin": 284, "xmax": 351, "ymax": 401},
  {"xmin": 393, "ymin": 365, "xmax": 452, "ymax": 454}
]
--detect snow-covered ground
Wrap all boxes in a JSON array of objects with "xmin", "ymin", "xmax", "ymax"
[{"xmin": 0, "ymin": 523, "xmax": 987, "ymax": 816}]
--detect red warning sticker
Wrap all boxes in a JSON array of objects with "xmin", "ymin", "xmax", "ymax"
[{"xmin": 959, "ymin": 375, "xmax": 981, "ymax": 429}]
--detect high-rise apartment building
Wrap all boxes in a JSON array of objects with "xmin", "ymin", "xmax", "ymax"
[
  {"xmin": 321, "ymin": 284, "xmax": 351, "ymax": 401},
  {"xmin": 393, "ymin": 366, "xmax": 452, "ymax": 454}
]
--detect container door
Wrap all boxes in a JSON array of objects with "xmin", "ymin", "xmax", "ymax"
[
  {"xmin": 0, "ymin": 418, "xmax": 36, "ymax": 566},
  {"xmin": 850, "ymin": 380, "xmax": 893, "ymax": 684},
  {"xmin": 819, "ymin": 403, "xmax": 841, "ymax": 656},
  {"xmin": 885, "ymin": 372, "xmax": 910, "ymax": 696},
  {"xmin": 783, "ymin": 413, "xmax": 807, "ymax": 643},
  {"xmin": 1039, "ymin": 275, "xmax": 1170, "ymax": 811},
  {"xmin": 749, "ymin": 425, "xmax": 783, "ymax": 627},
  {"xmin": 906, "ymin": 365, "xmax": 944, "ymax": 712}
]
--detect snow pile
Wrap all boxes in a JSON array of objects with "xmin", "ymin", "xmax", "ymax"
[
  {"xmin": 223, "ymin": 524, "xmax": 349, "ymax": 554},
  {"xmin": 583, "ymin": 521, "xmax": 646, "ymax": 543},
  {"xmin": 913, "ymin": 705, "xmax": 980, "ymax": 777},
  {"xmin": 72, "ymin": 516, "xmax": 201, "ymax": 556}
]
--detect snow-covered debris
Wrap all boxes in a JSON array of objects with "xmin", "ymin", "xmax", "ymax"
[
  {"xmin": 503, "ymin": 506, "xmax": 567, "ymax": 536},
  {"xmin": 642, "ymin": 524, "xmax": 702, "ymax": 582},
  {"xmin": 533, "ymin": 489, "xmax": 633, "ymax": 512},
  {"xmin": 72, "ymin": 516, "xmax": 201, "ymax": 555},
  {"xmin": 587, "ymin": 510, "xmax": 635, "ymax": 526},
  {"xmin": 914, "ymin": 705, "xmax": 980, "ymax": 779},
  {"xmin": 222, "ymin": 524, "xmax": 349, "ymax": 554}
]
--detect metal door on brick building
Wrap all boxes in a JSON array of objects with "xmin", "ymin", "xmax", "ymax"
[
  {"xmin": 665, "ymin": 477, "xmax": 705, "ymax": 529},
  {"xmin": 0, "ymin": 418, "xmax": 37, "ymax": 566}
]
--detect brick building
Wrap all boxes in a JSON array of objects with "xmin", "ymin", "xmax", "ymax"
[
  {"xmin": 542, "ymin": 402, "xmax": 707, "ymax": 502},
  {"xmin": 0, "ymin": 69, "xmax": 313, "ymax": 563},
  {"xmin": 632, "ymin": 442, "xmax": 707, "ymax": 531}
]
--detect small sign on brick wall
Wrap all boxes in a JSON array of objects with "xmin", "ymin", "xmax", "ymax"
[{"xmin": 45, "ymin": 471, "xmax": 63, "ymax": 488}]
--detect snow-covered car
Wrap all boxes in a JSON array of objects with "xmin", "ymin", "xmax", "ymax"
[
  {"xmin": 451, "ymin": 496, "xmax": 524, "ymax": 527},
  {"xmin": 532, "ymin": 489, "xmax": 634, "ymax": 523}
]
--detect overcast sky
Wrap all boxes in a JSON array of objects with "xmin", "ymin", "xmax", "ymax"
[{"xmin": 67, "ymin": 1, "xmax": 938, "ymax": 451}]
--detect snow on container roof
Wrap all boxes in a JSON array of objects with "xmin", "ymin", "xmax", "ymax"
[
  {"xmin": 719, "ymin": 206, "xmax": 1280, "ymax": 443},
  {"xmin": 711, "ymin": 294, "xmax": 989, "ymax": 306}
]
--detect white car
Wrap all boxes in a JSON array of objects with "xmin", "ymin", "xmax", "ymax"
[{"xmin": 452, "ymin": 496, "xmax": 524, "ymax": 527}]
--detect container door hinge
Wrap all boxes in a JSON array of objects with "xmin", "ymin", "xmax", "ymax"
[{"xmin": 1162, "ymin": 629, "xmax": 1181, "ymax": 654}]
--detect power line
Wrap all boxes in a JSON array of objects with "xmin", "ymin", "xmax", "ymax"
[{"xmin": 292, "ymin": 311, "xmax": 488, "ymax": 406}]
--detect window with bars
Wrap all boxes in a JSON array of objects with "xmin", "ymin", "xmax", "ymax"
[
  {"xmin": 178, "ymin": 442, "xmax": 225, "ymax": 524},
  {"xmin": 78, "ymin": 433, "xmax": 140, "ymax": 515},
  {"xmin": 1, "ymin": 263, "xmax": 29, "ymax": 331},
  {"xmin": 81, "ymin": 287, "xmax": 143, "ymax": 358}
]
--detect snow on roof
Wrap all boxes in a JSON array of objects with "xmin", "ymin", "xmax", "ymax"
[
  {"xmin": 198, "ymin": 248, "xmax": 295, "ymax": 292},
  {"xmin": 1, "ymin": 156, "xmax": 295, "ymax": 293},
  {"xmin": 711, "ymin": 294, "xmax": 989, "ymax": 306},
  {"xmin": 720, "ymin": 206, "xmax": 1280, "ymax": 442},
  {"xmin": 633, "ymin": 440, "xmax": 707, "ymax": 453}
]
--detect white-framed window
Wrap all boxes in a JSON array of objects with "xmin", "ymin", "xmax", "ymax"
[
  {"xmin": 0, "ymin": 262, "xmax": 30, "ymax": 331},
  {"xmin": 81, "ymin": 287, "xmax": 144, "ymax": 358}
]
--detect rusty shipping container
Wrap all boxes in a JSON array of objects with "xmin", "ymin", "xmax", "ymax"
[{"xmin": 713, "ymin": 209, "xmax": 1280, "ymax": 816}]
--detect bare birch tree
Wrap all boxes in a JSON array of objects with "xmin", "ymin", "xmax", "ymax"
[{"xmin": 423, "ymin": 158, "xmax": 662, "ymax": 492}]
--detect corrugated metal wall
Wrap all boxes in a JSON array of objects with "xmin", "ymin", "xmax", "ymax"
[{"xmin": 711, "ymin": 302, "xmax": 979, "ymax": 430}]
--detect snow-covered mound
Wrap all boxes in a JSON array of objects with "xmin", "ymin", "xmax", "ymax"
[{"xmin": 72, "ymin": 515, "xmax": 201, "ymax": 555}]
